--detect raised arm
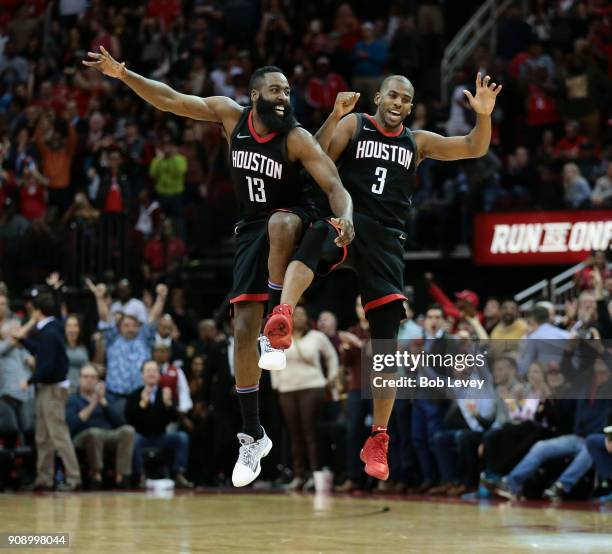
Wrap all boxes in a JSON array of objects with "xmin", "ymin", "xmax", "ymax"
[
  {"xmin": 83, "ymin": 46, "xmax": 242, "ymax": 127},
  {"xmin": 148, "ymin": 283, "xmax": 169, "ymax": 323},
  {"xmin": 414, "ymin": 73, "xmax": 502, "ymax": 165},
  {"xmin": 287, "ymin": 127, "xmax": 354, "ymax": 247},
  {"xmin": 314, "ymin": 92, "xmax": 359, "ymax": 159},
  {"xmin": 85, "ymin": 278, "xmax": 110, "ymax": 323}
]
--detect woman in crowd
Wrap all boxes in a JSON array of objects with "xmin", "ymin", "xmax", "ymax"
[
  {"xmin": 65, "ymin": 314, "xmax": 90, "ymax": 392},
  {"xmin": 271, "ymin": 305, "xmax": 340, "ymax": 491}
]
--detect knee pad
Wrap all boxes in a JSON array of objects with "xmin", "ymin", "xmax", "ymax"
[{"xmin": 292, "ymin": 220, "xmax": 341, "ymax": 274}]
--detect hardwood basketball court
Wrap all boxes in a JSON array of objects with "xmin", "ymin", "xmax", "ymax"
[{"xmin": 1, "ymin": 491, "xmax": 611, "ymax": 553}]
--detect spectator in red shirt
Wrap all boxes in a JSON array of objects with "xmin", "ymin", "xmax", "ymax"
[
  {"xmin": 144, "ymin": 218, "xmax": 186, "ymax": 282},
  {"xmin": 553, "ymin": 120, "xmax": 597, "ymax": 163},
  {"xmin": 306, "ymin": 56, "xmax": 348, "ymax": 123},
  {"xmin": 425, "ymin": 273, "xmax": 484, "ymax": 330},
  {"xmin": 17, "ymin": 156, "xmax": 48, "ymax": 221},
  {"xmin": 575, "ymin": 250, "xmax": 611, "ymax": 291},
  {"xmin": 147, "ymin": 0, "xmax": 182, "ymax": 29}
]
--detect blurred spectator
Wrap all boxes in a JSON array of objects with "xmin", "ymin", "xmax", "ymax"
[
  {"xmin": 155, "ymin": 313, "xmax": 186, "ymax": 367},
  {"xmin": 15, "ymin": 293, "xmax": 81, "ymax": 491},
  {"xmin": 591, "ymin": 161, "xmax": 612, "ymax": 207},
  {"xmin": 143, "ymin": 219, "xmax": 186, "ymax": 282},
  {"xmin": 518, "ymin": 306, "xmax": 570, "ymax": 376},
  {"xmin": 335, "ymin": 296, "xmax": 370, "ymax": 493},
  {"xmin": 585, "ymin": 430, "xmax": 612, "ymax": 501},
  {"xmin": 134, "ymin": 189, "xmax": 162, "ymax": 241},
  {"xmin": 306, "ymin": 56, "xmax": 348, "ymax": 123},
  {"xmin": 352, "ymin": 22, "xmax": 388, "ymax": 105},
  {"xmin": 16, "ymin": 156, "xmax": 49, "ymax": 221},
  {"xmin": 110, "ymin": 278, "xmax": 148, "ymax": 325},
  {"xmin": 34, "ymin": 113, "xmax": 77, "ymax": 212},
  {"xmin": 575, "ymin": 250, "xmax": 611, "ymax": 292},
  {"xmin": 0, "ymin": 317, "xmax": 34, "ymax": 447},
  {"xmin": 482, "ymin": 298, "xmax": 501, "ymax": 334},
  {"xmin": 64, "ymin": 314, "xmax": 90, "ymax": 392},
  {"xmin": 149, "ymin": 135, "xmax": 187, "ymax": 222},
  {"xmin": 66, "ymin": 364, "xmax": 135, "ymax": 489},
  {"xmin": 563, "ymin": 162, "xmax": 591, "ymax": 208},
  {"xmin": 152, "ymin": 341, "xmax": 192, "ymax": 417},
  {"xmin": 271, "ymin": 306, "xmax": 339, "ymax": 491},
  {"xmin": 189, "ymin": 318, "xmax": 219, "ymax": 360},
  {"xmin": 397, "ymin": 299, "xmax": 422, "ymax": 341},
  {"xmin": 490, "ymin": 299, "xmax": 529, "ymax": 356},
  {"xmin": 126, "ymin": 359, "xmax": 194, "ymax": 488}
]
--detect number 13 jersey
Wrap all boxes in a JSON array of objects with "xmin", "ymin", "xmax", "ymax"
[
  {"xmin": 337, "ymin": 113, "xmax": 417, "ymax": 229},
  {"xmin": 229, "ymin": 108, "xmax": 309, "ymax": 222}
]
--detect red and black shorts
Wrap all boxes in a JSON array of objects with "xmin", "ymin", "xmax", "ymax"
[{"xmin": 229, "ymin": 206, "xmax": 317, "ymax": 305}]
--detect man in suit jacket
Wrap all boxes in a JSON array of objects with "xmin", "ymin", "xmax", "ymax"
[
  {"xmin": 15, "ymin": 293, "xmax": 81, "ymax": 491},
  {"xmin": 126, "ymin": 360, "xmax": 193, "ymax": 488}
]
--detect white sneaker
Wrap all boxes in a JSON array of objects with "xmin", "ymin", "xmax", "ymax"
[
  {"xmin": 232, "ymin": 430, "xmax": 273, "ymax": 487},
  {"xmin": 258, "ymin": 335, "xmax": 286, "ymax": 371}
]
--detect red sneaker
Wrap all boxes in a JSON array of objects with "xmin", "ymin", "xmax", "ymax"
[
  {"xmin": 360, "ymin": 433, "xmax": 390, "ymax": 481},
  {"xmin": 264, "ymin": 304, "xmax": 293, "ymax": 349}
]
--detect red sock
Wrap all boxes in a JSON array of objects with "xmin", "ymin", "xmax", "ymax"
[{"xmin": 371, "ymin": 425, "xmax": 387, "ymax": 436}]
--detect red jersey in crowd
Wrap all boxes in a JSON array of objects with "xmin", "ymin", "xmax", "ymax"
[
  {"xmin": 144, "ymin": 236, "xmax": 186, "ymax": 272},
  {"xmin": 159, "ymin": 362, "xmax": 179, "ymax": 403},
  {"xmin": 19, "ymin": 180, "xmax": 47, "ymax": 220}
]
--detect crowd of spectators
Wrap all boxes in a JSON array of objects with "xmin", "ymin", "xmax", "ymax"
[
  {"xmin": 0, "ymin": 249, "xmax": 609, "ymax": 500},
  {"xmin": 0, "ymin": 0, "xmax": 610, "ymax": 290},
  {"xmin": 0, "ymin": 0, "xmax": 610, "ymax": 500}
]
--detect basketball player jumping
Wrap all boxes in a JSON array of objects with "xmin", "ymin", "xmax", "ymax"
[
  {"xmin": 84, "ymin": 49, "xmax": 354, "ymax": 487},
  {"xmin": 263, "ymin": 73, "xmax": 501, "ymax": 480}
]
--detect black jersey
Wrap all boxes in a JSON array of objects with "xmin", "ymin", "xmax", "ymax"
[
  {"xmin": 229, "ymin": 108, "xmax": 308, "ymax": 221},
  {"xmin": 337, "ymin": 113, "xmax": 417, "ymax": 229}
]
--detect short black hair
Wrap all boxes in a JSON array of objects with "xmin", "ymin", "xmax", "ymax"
[
  {"xmin": 249, "ymin": 65, "xmax": 285, "ymax": 93},
  {"xmin": 425, "ymin": 303, "xmax": 444, "ymax": 316},
  {"xmin": 379, "ymin": 75, "xmax": 413, "ymax": 95},
  {"xmin": 33, "ymin": 293, "xmax": 56, "ymax": 317}
]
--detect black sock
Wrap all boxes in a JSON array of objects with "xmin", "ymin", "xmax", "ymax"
[
  {"xmin": 236, "ymin": 384, "xmax": 263, "ymax": 439},
  {"xmin": 267, "ymin": 280, "xmax": 283, "ymax": 314}
]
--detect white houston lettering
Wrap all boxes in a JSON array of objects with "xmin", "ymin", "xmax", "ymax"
[
  {"xmin": 232, "ymin": 150, "xmax": 282, "ymax": 179},
  {"xmin": 355, "ymin": 140, "xmax": 413, "ymax": 170}
]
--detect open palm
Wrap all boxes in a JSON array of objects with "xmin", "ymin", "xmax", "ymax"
[
  {"xmin": 463, "ymin": 72, "xmax": 502, "ymax": 116},
  {"xmin": 82, "ymin": 46, "xmax": 126, "ymax": 79}
]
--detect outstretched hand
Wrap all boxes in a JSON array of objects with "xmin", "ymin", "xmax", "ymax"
[
  {"xmin": 331, "ymin": 217, "xmax": 355, "ymax": 247},
  {"xmin": 332, "ymin": 92, "xmax": 360, "ymax": 119},
  {"xmin": 83, "ymin": 46, "xmax": 126, "ymax": 79},
  {"xmin": 463, "ymin": 73, "xmax": 502, "ymax": 116}
]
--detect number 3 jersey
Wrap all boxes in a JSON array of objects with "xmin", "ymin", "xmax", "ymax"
[
  {"xmin": 229, "ymin": 108, "xmax": 311, "ymax": 222},
  {"xmin": 337, "ymin": 113, "xmax": 417, "ymax": 229}
]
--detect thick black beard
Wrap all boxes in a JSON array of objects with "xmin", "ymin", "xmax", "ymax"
[{"xmin": 255, "ymin": 97, "xmax": 297, "ymax": 133}]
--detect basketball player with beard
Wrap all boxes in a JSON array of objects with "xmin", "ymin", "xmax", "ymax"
[
  {"xmin": 263, "ymin": 73, "xmax": 501, "ymax": 481},
  {"xmin": 84, "ymin": 49, "xmax": 354, "ymax": 487}
]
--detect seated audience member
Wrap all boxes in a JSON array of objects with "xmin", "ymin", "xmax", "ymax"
[
  {"xmin": 591, "ymin": 161, "xmax": 612, "ymax": 207},
  {"xmin": 518, "ymin": 306, "xmax": 570, "ymax": 376},
  {"xmin": 585, "ymin": 428, "xmax": 612, "ymax": 502},
  {"xmin": 188, "ymin": 318, "xmax": 219, "ymax": 359},
  {"xmin": 126, "ymin": 360, "xmax": 194, "ymax": 489},
  {"xmin": 66, "ymin": 364, "xmax": 135, "ymax": 489},
  {"xmin": 152, "ymin": 341, "xmax": 193, "ymax": 418},
  {"xmin": 154, "ymin": 314, "xmax": 187, "ymax": 368},
  {"xmin": 489, "ymin": 300, "xmax": 528, "ymax": 356},
  {"xmin": 0, "ymin": 319, "xmax": 35, "ymax": 447},
  {"xmin": 497, "ymin": 354, "xmax": 612, "ymax": 500}
]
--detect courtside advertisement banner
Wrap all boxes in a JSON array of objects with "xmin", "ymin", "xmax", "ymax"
[{"xmin": 473, "ymin": 211, "xmax": 612, "ymax": 265}]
